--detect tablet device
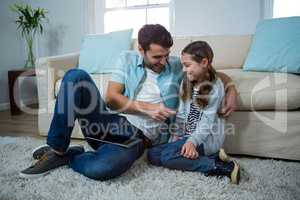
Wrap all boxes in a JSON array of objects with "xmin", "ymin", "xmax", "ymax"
[{"xmin": 86, "ymin": 135, "xmax": 142, "ymax": 148}]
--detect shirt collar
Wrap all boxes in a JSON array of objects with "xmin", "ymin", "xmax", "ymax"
[{"xmin": 137, "ymin": 54, "xmax": 144, "ymax": 67}]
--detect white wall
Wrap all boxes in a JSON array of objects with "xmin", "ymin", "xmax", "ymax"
[
  {"xmin": 0, "ymin": 0, "xmax": 88, "ymax": 109},
  {"xmin": 172, "ymin": 0, "xmax": 262, "ymax": 36},
  {"xmin": 33, "ymin": 0, "xmax": 88, "ymax": 57},
  {"xmin": 0, "ymin": 0, "xmax": 25, "ymax": 109}
]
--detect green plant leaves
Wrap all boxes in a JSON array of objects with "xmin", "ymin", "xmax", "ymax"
[{"xmin": 10, "ymin": 3, "xmax": 48, "ymax": 37}]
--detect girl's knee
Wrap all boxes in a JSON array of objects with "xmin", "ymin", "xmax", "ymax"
[
  {"xmin": 147, "ymin": 148, "xmax": 162, "ymax": 166},
  {"xmin": 160, "ymin": 147, "xmax": 181, "ymax": 164}
]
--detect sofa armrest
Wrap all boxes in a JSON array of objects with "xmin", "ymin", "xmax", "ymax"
[{"xmin": 36, "ymin": 52, "xmax": 79, "ymax": 115}]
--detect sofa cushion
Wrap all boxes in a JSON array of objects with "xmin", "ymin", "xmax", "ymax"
[
  {"xmin": 190, "ymin": 35, "xmax": 252, "ymax": 70},
  {"xmin": 243, "ymin": 17, "xmax": 300, "ymax": 74},
  {"xmin": 219, "ymin": 69, "xmax": 300, "ymax": 110},
  {"xmin": 55, "ymin": 69, "xmax": 300, "ymax": 111},
  {"xmin": 133, "ymin": 35, "xmax": 252, "ymax": 70},
  {"xmin": 78, "ymin": 29, "xmax": 133, "ymax": 73}
]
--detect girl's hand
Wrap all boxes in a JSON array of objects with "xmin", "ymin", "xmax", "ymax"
[{"xmin": 181, "ymin": 141, "xmax": 199, "ymax": 159}]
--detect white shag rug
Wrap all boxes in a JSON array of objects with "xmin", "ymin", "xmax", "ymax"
[{"xmin": 0, "ymin": 136, "xmax": 300, "ymax": 200}]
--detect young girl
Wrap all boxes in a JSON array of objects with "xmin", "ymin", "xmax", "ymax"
[{"xmin": 147, "ymin": 41, "xmax": 240, "ymax": 184}]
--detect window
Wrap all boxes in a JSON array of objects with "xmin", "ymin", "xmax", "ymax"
[
  {"xmin": 273, "ymin": 0, "xmax": 300, "ymax": 18},
  {"xmin": 104, "ymin": 0, "xmax": 171, "ymax": 37}
]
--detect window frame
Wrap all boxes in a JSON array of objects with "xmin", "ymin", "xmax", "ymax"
[
  {"xmin": 264, "ymin": 0, "xmax": 300, "ymax": 19},
  {"xmin": 262, "ymin": 0, "xmax": 274, "ymax": 19},
  {"xmin": 272, "ymin": 0, "xmax": 300, "ymax": 18},
  {"xmin": 104, "ymin": 0, "xmax": 171, "ymax": 34}
]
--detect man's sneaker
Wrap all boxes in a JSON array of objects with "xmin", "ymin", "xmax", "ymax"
[
  {"xmin": 32, "ymin": 144, "xmax": 84, "ymax": 160},
  {"xmin": 219, "ymin": 148, "xmax": 231, "ymax": 162},
  {"xmin": 20, "ymin": 146, "xmax": 84, "ymax": 179},
  {"xmin": 20, "ymin": 150, "xmax": 70, "ymax": 178},
  {"xmin": 230, "ymin": 160, "xmax": 240, "ymax": 185}
]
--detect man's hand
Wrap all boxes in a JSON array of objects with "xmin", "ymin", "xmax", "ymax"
[
  {"xmin": 106, "ymin": 81, "xmax": 175, "ymax": 120},
  {"xmin": 181, "ymin": 141, "xmax": 199, "ymax": 159},
  {"xmin": 140, "ymin": 102, "xmax": 176, "ymax": 122},
  {"xmin": 218, "ymin": 86, "xmax": 238, "ymax": 118}
]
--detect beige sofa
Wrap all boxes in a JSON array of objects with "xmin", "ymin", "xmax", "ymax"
[{"xmin": 36, "ymin": 35, "xmax": 300, "ymax": 160}]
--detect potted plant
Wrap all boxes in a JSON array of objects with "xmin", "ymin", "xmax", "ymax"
[{"xmin": 10, "ymin": 3, "xmax": 48, "ymax": 68}]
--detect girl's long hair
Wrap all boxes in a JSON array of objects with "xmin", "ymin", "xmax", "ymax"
[{"xmin": 181, "ymin": 41, "xmax": 217, "ymax": 108}]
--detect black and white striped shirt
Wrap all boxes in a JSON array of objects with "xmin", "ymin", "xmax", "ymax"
[{"xmin": 185, "ymin": 89, "xmax": 203, "ymax": 135}]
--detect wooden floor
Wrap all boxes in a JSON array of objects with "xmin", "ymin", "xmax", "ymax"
[
  {"xmin": 0, "ymin": 104, "xmax": 42, "ymax": 138},
  {"xmin": 0, "ymin": 104, "xmax": 84, "ymax": 144}
]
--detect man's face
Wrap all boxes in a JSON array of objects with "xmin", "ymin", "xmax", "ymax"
[{"xmin": 139, "ymin": 44, "xmax": 170, "ymax": 72}]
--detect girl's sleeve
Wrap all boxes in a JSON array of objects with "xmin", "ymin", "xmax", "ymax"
[
  {"xmin": 186, "ymin": 79, "xmax": 225, "ymax": 146},
  {"xmin": 169, "ymin": 99, "xmax": 186, "ymax": 142}
]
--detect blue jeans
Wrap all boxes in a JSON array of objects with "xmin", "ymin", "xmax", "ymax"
[
  {"xmin": 47, "ymin": 68, "xmax": 145, "ymax": 180},
  {"xmin": 147, "ymin": 137, "xmax": 219, "ymax": 174}
]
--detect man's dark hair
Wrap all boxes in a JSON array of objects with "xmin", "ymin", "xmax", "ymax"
[{"xmin": 138, "ymin": 24, "xmax": 173, "ymax": 51}]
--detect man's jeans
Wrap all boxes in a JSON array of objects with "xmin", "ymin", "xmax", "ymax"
[
  {"xmin": 147, "ymin": 137, "xmax": 219, "ymax": 174},
  {"xmin": 47, "ymin": 68, "xmax": 145, "ymax": 180}
]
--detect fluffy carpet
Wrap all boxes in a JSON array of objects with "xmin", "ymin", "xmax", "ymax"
[{"xmin": 0, "ymin": 136, "xmax": 299, "ymax": 200}]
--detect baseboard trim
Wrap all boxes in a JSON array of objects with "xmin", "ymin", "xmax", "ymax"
[
  {"xmin": 0, "ymin": 102, "xmax": 10, "ymax": 111},
  {"xmin": 0, "ymin": 98, "xmax": 38, "ymax": 111}
]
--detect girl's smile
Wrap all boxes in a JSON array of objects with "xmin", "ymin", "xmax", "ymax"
[{"xmin": 180, "ymin": 53, "xmax": 209, "ymax": 85}]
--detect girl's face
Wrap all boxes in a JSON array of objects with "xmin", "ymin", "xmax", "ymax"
[{"xmin": 180, "ymin": 53, "xmax": 209, "ymax": 83}]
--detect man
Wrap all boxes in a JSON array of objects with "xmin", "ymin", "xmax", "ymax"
[{"xmin": 20, "ymin": 24, "xmax": 237, "ymax": 180}]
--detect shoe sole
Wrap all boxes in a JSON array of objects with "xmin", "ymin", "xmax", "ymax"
[
  {"xmin": 230, "ymin": 161, "xmax": 240, "ymax": 185},
  {"xmin": 19, "ymin": 169, "xmax": 52, "ymax": 179},
  {"xmin": 219, "ymin": 148, "xmax": 231, "ymax": 162}
]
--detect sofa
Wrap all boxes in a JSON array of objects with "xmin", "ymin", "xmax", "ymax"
[{"xmin": 36, "ymin": 35, "xmax": 300, "ymax": 161}]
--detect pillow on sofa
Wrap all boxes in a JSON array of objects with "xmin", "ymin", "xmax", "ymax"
[
  {"xmin": 78, "ymin": 29, "xmax": 133, "ymax": 73},
  {"xmin": 243, "ymin": 17, "xmax": 300, "ymax": 74}
]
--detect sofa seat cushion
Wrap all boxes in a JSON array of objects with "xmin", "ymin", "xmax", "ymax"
[
  {"xmin": 55, "ymin": 69, "xmax": 300, "ymax": 111},
  {"xmin": 219, "ymin": 69, "xmax": 300, "ymax": 111}
]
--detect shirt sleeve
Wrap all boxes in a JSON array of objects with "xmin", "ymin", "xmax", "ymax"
[
  {"xmin": 110, "ymin": 52, "xmax": 127, "ymax": 84},
  {"xmin": 187, "ymin": 79, "xmax": 225, "ymax": 147},
  {"xmin": 168, "ymin": 99, "xmax": 186, "ymax": 142},
  {"xmin": 174, "ymin": 100, "xmax": 186, "ymax": 134}
]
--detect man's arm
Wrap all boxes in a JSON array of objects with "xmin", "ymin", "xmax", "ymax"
[
  {"xmin": 217, "ymin": 71, "xmax": 238, "ymax": 117},
  {"xmin": 105, "ymin": 81, "xmax": 176, "ymax": 121}
]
